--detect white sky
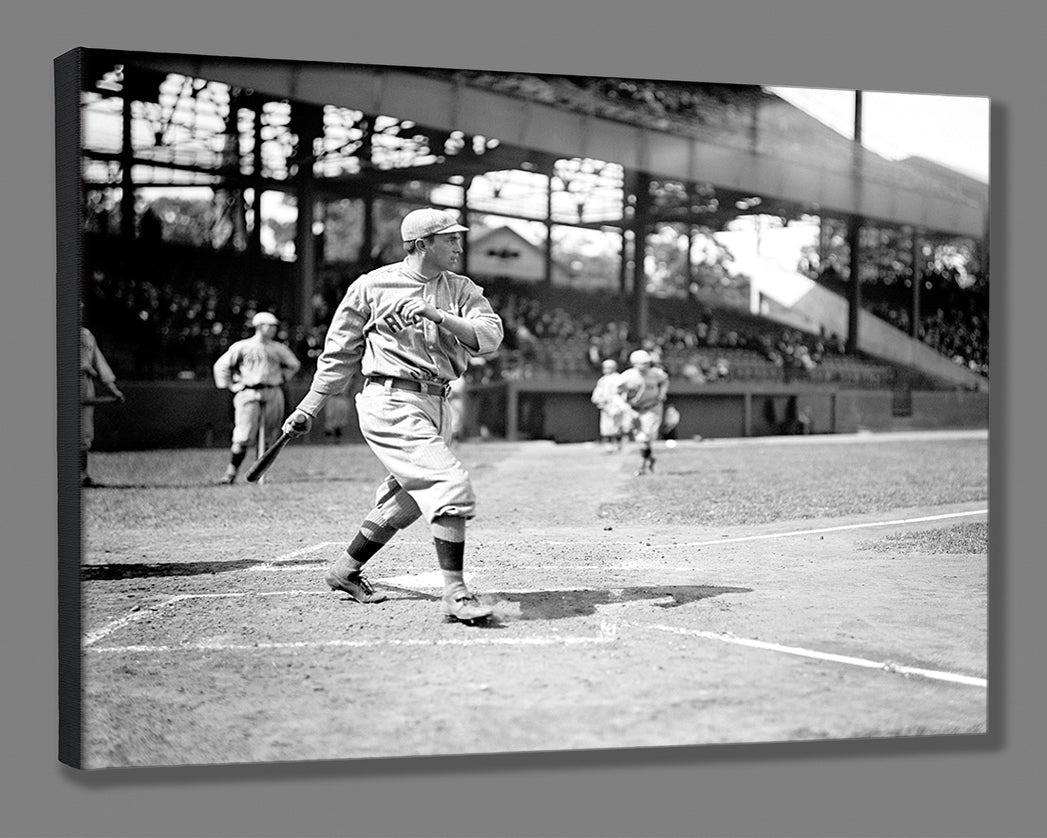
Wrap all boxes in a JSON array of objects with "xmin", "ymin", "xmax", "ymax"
[{"xmin": 768, "ymin": 86, "xmax": 990, "ymax": 183}]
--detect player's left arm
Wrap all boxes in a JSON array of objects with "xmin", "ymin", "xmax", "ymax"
[
  {"xmin": 396, "ymin": 297, "xmax": 480, "ymax": 350},
  {"xmin": 396, "ymin": 281, "xmax": 503, "ymax": 354},
  {"xmin": 279, "ymin": 343, "xmax": 302, "ymax": 381},
  {"xmin": 213, "ymin": 345, "xmax": 240, "ymax": 390},
  {"xmin": 657, "ymin": 369, "xmax": 670, "ymax": 403},
  {"xmin": 90, "ymin": 342, "xmax": 125, "ymax": 402}
]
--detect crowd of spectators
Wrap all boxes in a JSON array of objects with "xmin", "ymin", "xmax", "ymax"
[
  {"xmin": 86, "ymin": 266, "xmax": 975, "ymax": 390},
  {"xmin": 818, "ymin": 267, "xmax": 990, "ymax": 377},
  {"xmin": 84, "ymin": 269, "xmax": 315, "ymax": 382},
  {"xmin": 482, "ymin": 286, "xmax": 845, "ymax": 385},
  {"xmin": 868, "ymin": 301, "xmax": 989, "ymax": 377}
]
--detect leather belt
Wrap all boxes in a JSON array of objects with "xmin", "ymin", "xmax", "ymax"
[
  {"xmin": 244, "ymin": 383, "xmax": 280, "ymax": 389},
  {"xmin": 367, "ymin": 376, "xmax": 449, "ymax": 398}
]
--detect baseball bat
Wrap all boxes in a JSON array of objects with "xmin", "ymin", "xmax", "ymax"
[
  {"xmin": 81, "ymin": 395, "xmax": 121, "ymax": 406},
  {"xmin": 245, "ymin": 430, "xmax": 293, "ymax": 483}
]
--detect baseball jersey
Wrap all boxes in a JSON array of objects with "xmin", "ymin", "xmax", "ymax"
[
  {"xmin": 307, "ymin": 260, "xmax": 503, "ymax": 401},
  {"xmin": 213, "ymin": 334, "xmax": 301, "ymax": 391},
  {"xmin": 591, "ymin": 372, "xmax": 627, "ymax": 414},
  {"xmin": 618, "ymin": 365, "xmax": 670, "ymax": 411}
]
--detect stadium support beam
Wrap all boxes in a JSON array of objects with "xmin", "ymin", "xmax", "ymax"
[
  {"xmin": 292, "ymin": 104, "xmax": 324, "ymax": 328},
  {"xmin": 247, "ymin": 95, "xmax": 264, "ymax": 262},
  {"xmin": 545, "ymin": 169, "xmax": 554, "ymax": 287},
  {"xmin": 461, "ymin": 176, "xmax": 472, "ymax": 275},
  {"xmin": 911, "ymin": 231, "xmax": 922, "ymax": 340},
  {"xmin": 846, "ymin": 213, "xmax": 862, "ymax": 354},
  {"xmin": 629, "ymin": 169, "xmax": 651, "ymax": 342},
  {"xmin": 119, "ymin": 68, "xmax": 135, "ymax": 244},
  {"xmin": 846, "ymin": 92, "xmax": 864, "ymax": 356}
]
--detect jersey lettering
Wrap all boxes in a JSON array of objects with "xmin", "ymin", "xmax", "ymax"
[{"xmin": 381, "ymin": 310, "xmax": 422, "ymax": 333}]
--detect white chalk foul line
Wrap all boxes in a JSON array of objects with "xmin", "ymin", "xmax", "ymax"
[
  {"xmin": 621, "ymin": 619, "xmax": 987, "ymax": 688},
  {"xmin": 85, "ymin": 588, "xmax": 614, "ymax": 651},
  {"xmin": 87, "ymin": 616, "xmax": 619, "ymax": 654},
  {"xmin": 89, "ymin": 632, "xmax": 617, "ymax": 654},
  {"xmin": 251, "ymin": 509, "xmax": 988, "ymax": 573},
  {"xmin": 244, "ymin": 509, "xmax": 988, "ymax": 574},
  {"xmin": 544, "ymin": 508, "xmax": 989, "ymax": 549}
]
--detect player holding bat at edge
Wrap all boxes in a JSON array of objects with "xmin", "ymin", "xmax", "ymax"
[{"xmin": 281, "ymin": 208, "xmax": 504, "ymax": 626}]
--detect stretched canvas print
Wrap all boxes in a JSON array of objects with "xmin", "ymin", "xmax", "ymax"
[{"xmin": 56, "ymin": 47, "xmax": 990, "ymax": 769}]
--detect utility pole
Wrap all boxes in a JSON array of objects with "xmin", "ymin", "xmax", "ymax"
[{"xmin": 846, "ymin": 90, "xmax": 864, "ymax": 355}]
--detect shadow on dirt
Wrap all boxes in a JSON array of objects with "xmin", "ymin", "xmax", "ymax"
[
  {"xmin": 81, "ymin": 476, "xmax": 368, "ymax": 491},
  {"xmin": 83, "ymin": 560, "xmax": 259, "ymax": 580},
  {"xmin": 490, "ymin": 585, "xmax": 750, "ymax": 621}
]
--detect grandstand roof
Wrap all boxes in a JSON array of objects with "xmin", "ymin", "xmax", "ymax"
[
  {"xmin": 898, "ymin": 155, "xmax": 989, "ymax": 217},
  {"xmin": 110, "ymin": 48, "xmax": 985, "ymax": 238}
]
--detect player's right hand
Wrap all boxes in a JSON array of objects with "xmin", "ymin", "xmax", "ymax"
[{"xmin": 282, "ymin": 410, "xmax": 313, "ymax": 438}]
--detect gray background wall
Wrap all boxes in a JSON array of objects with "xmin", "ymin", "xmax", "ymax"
[{"xmin": 2, "ymin": 3, "xmax": 1040, "ymax": 837}]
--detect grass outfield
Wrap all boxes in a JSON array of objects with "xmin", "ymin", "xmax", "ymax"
[
  {"xmin": 82, "ymin": 433, "xmax": 989, "ymax": 544},
  {"xmin": 598, "ymin": 436, "xmax": 988, "ymax": 526}
]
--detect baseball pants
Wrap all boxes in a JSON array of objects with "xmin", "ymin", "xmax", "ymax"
[
  {"xmin": 231, "ymin": 387, "xmax": 286, "ymax": 450},
  {"xmin": 633, "ymin": 404, "xmax": 664, "ymax": 444},
  {"xmin": 354, "ymin": 379, "xmax": 476, "ymax": 524},
  {"xmin": 599, "ymin": 407, "xmax": 631, "ymax": 438},
  {"xmin": 80, "ymin": 375, "xmax": 97, "ymax": 451}
]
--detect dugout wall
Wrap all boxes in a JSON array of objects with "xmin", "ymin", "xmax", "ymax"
[{"xmin": 87, "ymin": 381, "xmax": 988, "ymax": 451}]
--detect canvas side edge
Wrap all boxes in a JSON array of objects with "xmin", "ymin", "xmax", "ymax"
[{"xmin": 55, "ymin": 45, "xmax": 85, "ymax": 770}]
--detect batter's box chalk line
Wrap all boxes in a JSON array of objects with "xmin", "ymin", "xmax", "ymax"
[
  {"xmin": 87, "ymin": 615, "xmax": 620, "ymax": 653},
  {"xmin": 84, "ymin": 590, "xmax": 984, "ymax": 689}
]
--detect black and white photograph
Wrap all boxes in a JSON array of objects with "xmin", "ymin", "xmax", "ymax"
[{"xmin": 57, "ymin": 47, "xmax": 989, "ymax": 771}]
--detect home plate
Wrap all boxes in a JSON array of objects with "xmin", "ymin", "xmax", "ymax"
[{"xmin": 379, "ymin": 571, "xmax": 478, "ymax": 589}]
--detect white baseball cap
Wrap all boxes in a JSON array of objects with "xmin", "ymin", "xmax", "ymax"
[
  {"xmin": 629, "ymin": 349, "xmax": 652, "ymax": 365},
  {"xmin": 601, "ymin": 359, "xmax": 619, "ymax": 372},
  {"xmin": 400, "ymin": 208, "xmax": 469, "ymax": 242},
  {"xmin": 252, "ymin": 312, "xmax": 279, "ymax": 327}
]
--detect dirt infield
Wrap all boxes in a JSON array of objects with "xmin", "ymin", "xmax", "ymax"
[{"xmin": 78, "ymin": 432, "xmax": 988, "ymax": 768}]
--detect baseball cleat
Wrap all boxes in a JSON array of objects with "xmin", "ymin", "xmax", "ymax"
[
  {"xmin": 325, "ymin": 569, "xmax": 388, "ymax": 603},
  {"xmin": 441, "ymin": 591, "xmax": 493, "ymax": 625}
]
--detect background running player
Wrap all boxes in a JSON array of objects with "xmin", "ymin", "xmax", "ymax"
[{"xmin": 617, "ymin": 348, "xmax": 670, "ymax": 475}]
